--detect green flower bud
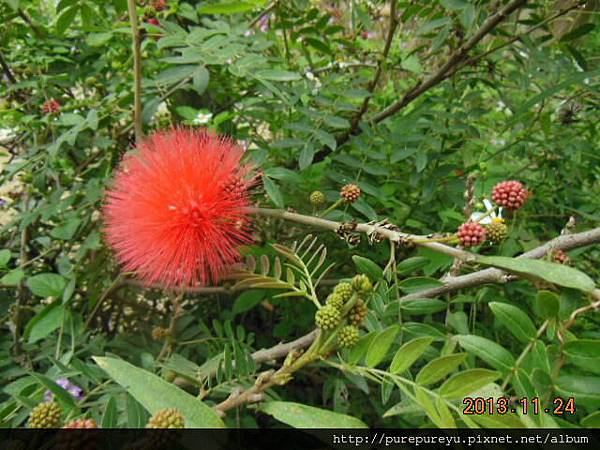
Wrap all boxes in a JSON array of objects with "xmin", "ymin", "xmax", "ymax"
[
  {"xmin": 333, "ymin": 282, "xmax": 353, "ymax": 302},
  {"xmin": 352, "ymin": 274, "xmax": 372, "ymax": 294},
  {"xmin": 337, "ymin": 325, "xmax": 359, "ymax": 348},
  {"xmin": 146, "ymin": 408, "xmax": 185, "ymax": 429},
  {"xmin": 28, "ymin": 402, "xmax": 62, "ymax": 428},
  {"xmin": 315, "ymin": 305, "xmax": 341, "ymax": 330}
]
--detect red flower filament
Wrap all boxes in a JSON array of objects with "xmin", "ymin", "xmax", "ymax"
[{"xmin": 103, "ymin": 128, "xmax": 253, "ymax": 288}]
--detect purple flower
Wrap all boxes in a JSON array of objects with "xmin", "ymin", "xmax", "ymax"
[
  {"xmin": 258, "ymin": 13, "xmax": 272, "ymax": 33},
  {"xmin": 0, "ymin": 198, "xmax": 6, "ymax": 207},
  {"xmin": 44, "ymin": 378, "xmax": 84, "ymax": 402}
]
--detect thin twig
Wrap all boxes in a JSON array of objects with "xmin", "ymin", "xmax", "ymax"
[
  {"xmin": 0, "ymin": 50, "xmax": 17, "ymax": 84},
  {"xmin": 127, "ymin": 0, "xmax": 143, "ymax": 142},
  {"xmin": 253, "ymin": 207, "xmax": 476, "ymax": 262},
  {"xmin": 348, "ymin": 0, "xmax": 398, "ymax": 133},
  {"xmin": 157, "ymin": 293, "xmax": 184, "ymax": 361},
  {"xmin": 11, "ymin": 193, "xmax": 30, "ymax": 356}
]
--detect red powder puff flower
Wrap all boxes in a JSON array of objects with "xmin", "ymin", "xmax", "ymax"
[
  {"xmin": 103, "ymin": 128, "xmax": 254, "ymax": 288},
  {"xmin": 42, "ymin": 98, "xmax": 61, "ymax": 114},
  {"xmin": 152, "ymin": 0, "xmax": 167, "ymax": 11}
]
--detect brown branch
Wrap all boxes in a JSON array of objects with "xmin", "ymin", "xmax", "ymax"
[
  {"xmin": 348, "ymin": 0, "xmax": 398, "ymax": 133},
  {"xmin": 157, "ymin": 294, "xmax": 184, "ymax": 361},
  {"xmin": 127, "ymin": 0, "xmax": 144, "ymax": 143},
  {"xmin": 11, "ymin": 194, "xmax": 30, "ymax": 357},
  {"xmin": 253, "ymin": 207, "xmax": 474, "ymax": 262},
  {"xmin": 0, "ymin": 50, "xmax": 17, "ymax": 84},
  {"xmin": 402, "ymin": 226, "xmax": 600, "ymax": 301},
  {"xmin": 18, "ymin": 9, "xmax": 43, "ymax": 37}
]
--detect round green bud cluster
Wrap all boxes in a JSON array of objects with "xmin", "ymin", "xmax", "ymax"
[
  {"xmin": 337, "ymin": 325, "xmax": 359, "ymax": 348},
  {"xmin": 351, "ymin": 274, "xmax": 372, "ymax": 295},
  {"xmin": 315, "ymin": 305, "xmax": 341, "ymax": 330},
  {"xmin": 27, "ymin": 402, "xmax": 62, "ymax": 428},
  {"xmin": 333, "ymin": 282, "xmax": 353, "ymax": 302},
  {"xmin": 325, "ymin": 293, "xmax": 344, "ymax": 310},
  {"xmin": 146, "ymin": 408, "xmax": 185, "ymax": 429},
  {"xmin": 309, "ymin": 191, "xmax": 326, "ymax": 207},
  {"xmin": 348, "ymin": 299, "xmax": 368, "ymax": 326},
  {"xmin": 487, "ymin": 219, "xmax": 508, "ymax": 244}
]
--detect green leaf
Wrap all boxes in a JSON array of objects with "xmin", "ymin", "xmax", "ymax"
[
  {"xmin": 304, "ymin": 37, "xmax": 332, "ymax": 54},
  {"xmin": 401, "ymin": 55, "xmax": 422, "ymax": 74},
  {"xmin": 232, "ymin": 290, "xmax": 265, "ymax": 315},
  {"xmin": 258, "ymin": 401, "xmax": 367, "ymax": 428},
  {"xmin": 582, "ymin": 411, "xmax": 600, "ymax": 428},
  {"xmin": 535, "ymin": 290, "xmax": 560, "ymax": 319},
  {"xmin": 389, "ymin": 337, "xmax": 433, "ymax": 374},
  {"xmin": 365, "ymin": 325, "xmax": 400, "ymax": 368},
  {"xmin": 93, "ymin": 357, "xmax": 224, "ymax": 427},
  {"xmin": 560, "ymin": 23, "xmax": 595, "ymax": 42},
  {"xmin": 415, "ymin": 353, "xmax": 467, "ymax": 386},
  {"xmin": 456, "ymin": 335, "xmax": 516, "ymax": 372},
  {"xmin": 400, "ymin": 298, "xmax": 447, "ymax": 315},
  {"xmin": 555, "ymin": 375, "xmax": 600, "ymax": 402},
  {"xmin": 86, "ymin": 32, "xmax": 112, "ymax": 47},
  {"xmin": 24, "ymin": 303, "xmax": 65, "ymax": 344},
  {"xmin": 262, "ymin": 176, "xmax": 284, "ymax": 208},
  {"xmin": 477, "ymin": 256, "xmax": 596, "ymax": 293},
  {"xmin": 101, "ymin": 396, "xmax": 118, "ymax": 428},
  {"xmin": 0, "ymin": 249, "xmax": 10, "ymax": 267},
  {"xmin": 489, "ymin": 302, "xmax": 537, "ymax": 343},
  {"xmin": 175, "ymin": 106, "xmax": 198, "ymax": 120},
  {"xmin": 298, "ymin": 145, "xmax": 315, "ymax": 170},
  {"xmin": 347, "ymin": 331, "xmax": 377, "ymax": 365},
  {"xmin": 440, "ymin": 369, "xmax": 500, "ymax": 399},
  {"xmin": 50, "ymin": 219, "xmax": 81, "ymax": 240},
  {"xmin": 470, "ymin": 412, "xmax": 526, "ymax": 428},
  {"xmin": 398, "ymin": 277, "xmax": 443, "ymax": 294},
  {"xmin": 198, "ymin": 1, "xmax": 257, "ymax": 14},
  {"xmin": 56, "ymin": 5, "xmax": 78, "ymax": 34},
  {"xmin": 30, "ymin": 373, "xmax": 76, "ymax": 408},
  {"xmin": 323, "ymin": 115, "xmax": 350, "ymax": 129},
  {"xmin": 564, "ymin": 339, "xmax": 600, "ymax": 374},
  {"xmin": 396, "ymin": 256, "xmax": 430, "ymax": 275},
  {"xmin": 352, "ymin": 255, "xmax": 383, "ymax": 280},
  {"xmin": 1, "ymin": 269, "xmax": 24, "ymax": 285},
  {"xmin": 26, "ymin": 273, "xmax": 66, "ymax": 297},
  {"xmin": 255, "ymin": 70, "xmax": 302, "ymax": 82},
  {"xmin": 192, "ymin": 66, "xmax": 210, "ymax": 94}
]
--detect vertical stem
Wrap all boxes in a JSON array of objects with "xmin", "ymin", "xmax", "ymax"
[
  {"xmin": 127, "ymin": 0, "xmax": 143, "ymax": 143},
  {"xmin": 12, "ymin": 196, "xmax": 29, "ymax": 356}
]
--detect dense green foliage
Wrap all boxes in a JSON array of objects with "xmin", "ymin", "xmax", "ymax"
[{"xmin": 1, "ymin": 0, "xmax": 599, "ymax": 429}]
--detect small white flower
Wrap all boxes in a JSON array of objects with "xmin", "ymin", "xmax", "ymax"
[
  {"xmin": 469, "ymin": 199, "xmax": 502, "ymax": 225},
  {"xmin": 192, "ymin": 111, "xmax": 212, "ymax": 125},
  {"xmin": 305, "ymin": 71, "xmax": 315, "ymax": 81},
  {"xmin": 156, "ymin": 101, "xmax": 168, "ymax": 115}
]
